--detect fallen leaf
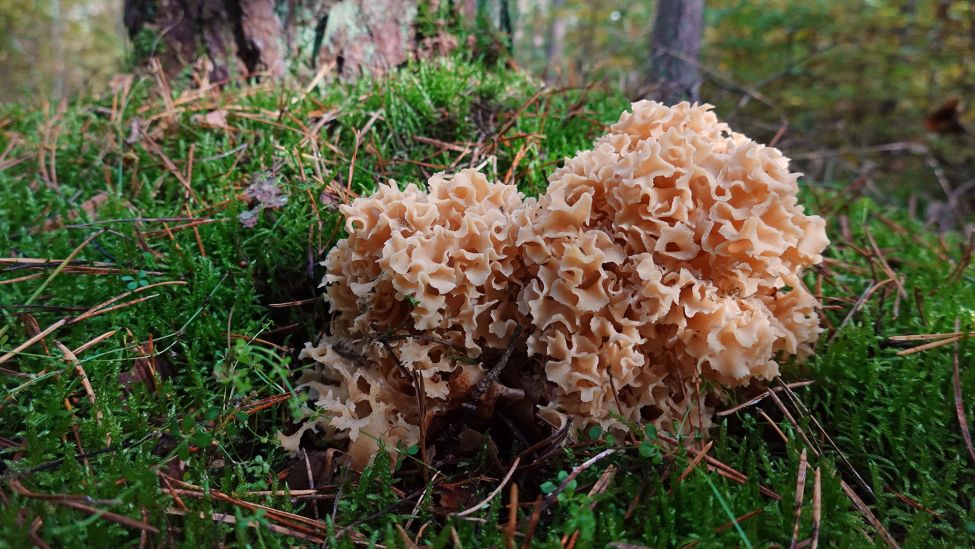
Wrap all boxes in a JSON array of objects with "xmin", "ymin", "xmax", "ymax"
[
  {"xmin": 238, "ymin": 209, "xmax": 260, "ymax": 228},
  {"xmin": 245, "ymin": 173, "xmax": 288, "ymax": 209},
  {"xmin": 194, "ymin": 109, "xmax": 230, "ymax": 130},
  {"xmin": 435, "ymin": 479, "xmax": 483, "ymax": 512},
  {"xmin": 118, "ymin": 337, "xmax": 174, "ymax": 394},
  {"xmin": 125, "ymin": 118, "xmax": 142, "ymax": 145}
]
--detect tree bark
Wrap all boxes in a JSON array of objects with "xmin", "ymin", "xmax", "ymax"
[
  {"xmin": 124, "ymin": 0, "xmax": 512, "ymax": 82},
  {"xmin": 543, "ymin": 0, "xmax": 565, "ymax": 82},
  {"xmin": 647, "ymin": 0, "xmax": 704, "ymax": 105}
]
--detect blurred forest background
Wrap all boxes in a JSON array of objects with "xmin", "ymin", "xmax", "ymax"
[{"xmin": 2, "ymin": 0, "xmax": 975, "ymax": 219}]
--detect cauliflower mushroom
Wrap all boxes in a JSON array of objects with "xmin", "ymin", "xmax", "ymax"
[
  {"xmin": 286, "ymin": 169, "xmax": 534, "ymax": 469},
  {"xmin": 517, "ymin": 100, "xmax": 828, "ymax": 435},
  {"xmin": 286, "ymin": 101, "xmax": 829, "ymax": 469}
]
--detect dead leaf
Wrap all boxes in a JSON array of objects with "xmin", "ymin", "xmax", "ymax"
[
  {"xmin": 20, "ymin": 314, "xmax": 49, "ymax": 355},
  {"xmin": 118, "ymin": 336, "xmax": 174, "ymax": 394},
  {"xmin": 925, "ymin": 97, "xmax": 967, "ymax": 135},
  {"xmin": 436, "ymin": 483, "xmax": 477, "ymax": 513},
  {"xmin": 194, "ymin": 109, "xmax": 230, "ymax": 130},
  {"xmin": 238, "ymin": 209, "xmax": 259, "ymax": 228},
  {"xmin": 125, "ymin": 118, "xmax": 142, "ymax": 145},
  {"xmin": 244, "ymin": 173, "xmax": 288, "ymax": 209}
]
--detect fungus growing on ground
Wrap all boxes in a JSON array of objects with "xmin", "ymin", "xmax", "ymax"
[
  {"xmin": 516, "ymin": 100, "xmax": 828, "ymax": 435},
  {"xmin": 284, "ymin": 101, "xmax": 829, "ymax": 469},
  {"xmin": 282, "ymin": 169, "xmax": 535, "ymax": 468}
]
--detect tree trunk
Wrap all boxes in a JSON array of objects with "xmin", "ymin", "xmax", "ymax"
[
  {"xmin": 647, "ymin": 0, "xmax": 704, "ymax": 104},
  {"xmin": 543, "ymin": 0, "xmax": 565, "ymax": 82},
  {"xmin": 124, "ymin": 0, "xmax": 512, "ymax": 82}
]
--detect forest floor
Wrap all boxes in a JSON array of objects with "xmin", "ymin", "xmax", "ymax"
[{"xmin": 1, "ymin": 57, "xmax": 974, "ymax": 547}]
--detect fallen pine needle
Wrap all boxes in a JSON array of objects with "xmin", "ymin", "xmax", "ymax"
[
  {"xmin": 456, "ymin": 457, "xmax": 520, "ymax": 517},
  {"xmin": 896, "ymin": 336, "xmax": 960, "ymax": 356},
  {"xmin": 887, "ymin": 331, "xmax": 975, "ymax": 342},
  {"xmin": 718, "ymin": 380, "xmax": 815, "ymax": 417},
  {"xmin": 841, "ymin": 480, "xmax": 900, "ymax": 548},
  {"xmin": 669, "ymin": 440, "xmax": 714, "ymax": 494},
  {"xmin": 812, "ymin": 468, "xmax": 821, "ymax": 549},
  {"xmin": 951, "ymin": 319, "xmax": 975, "ymax": 465},
  {"xmin": 790, "ymin": 449, "xmax": 809, "ymax": 549},
  {"xmin": 166, "ymin": 509, "xmax": 322, "ymax": 544}
]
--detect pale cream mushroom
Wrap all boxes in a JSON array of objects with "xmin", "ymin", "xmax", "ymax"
[
  {"xmin": 285, "ymin": 102, "xmax": 829, "ymax": 469},
  {"xmin": 517, "ymin": 100, "xmax": 828, "ymax": 436}
]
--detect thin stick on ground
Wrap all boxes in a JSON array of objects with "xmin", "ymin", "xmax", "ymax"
[
  {"xmin": 455, "ymin": 457, "xmax": 521, "ymax": 518},
  {"xmin": 717, "ymin": 380, "xmax": 815, "ymax": 417},
  {"xmin": 0, "ymin": 319, "xmax": 65, "ymax": 373},
  {"xmin": 887, "ymin": 331, "xmax": 975, "ymax": 342},
  {"xmin": 657, "ymin": 433, "xmax": 782, "ymax": 500},
  {"xmin": 70, "ymin": 330, "xmax": 118, "ymax": 356},
  {"xmin": 534, "ymin": 448, "xmax": 615, "ymax": 513},
  {"xmin": 896, "ymin": 336, "xmax": 960, "ymax": 356},
  {"xmin": 11, "ymin": 481, "xmax": 158, "ymax": 534},
  {"xmin": 344, "ymin": 110, "xmax": 383, "ymax": 201},
  {"xmin": 829, "ymin": 278, "xmax": 895, "ymax": 343},
  {"xmin": 562, "ymin": 464, "xmax": 617, "ymax": 549},
  {"xmin": 378, "ymin": 339, "xmax": 432, "ymax": 484},
  {"xmin": 505, "ymin": 483, "xmax": 518, "ymax": 549},
  {"xmin": 0, "ymin": 281, "xmax": 187, "ymax": 370},
  {"xmin": 865, "ymin": 228, "xmax": 907, "ymax": 300},
  {"xmin": 811, "ymin": 468, "xmax": 822, "ymax": 549},
  {"xmin": 775, "ymin": 379, "xmax": 875, "ymax": 501},
  {"xmin": 23, "ymin": 230, "xmax": 105, "ymax": 307},
  {"xmin": 166, "ymin": 509, "xmax": 324, "ymax": 544},
  {"xmin": 767, "ymin": 389, "xmax": 822, "ymax": 456},
  {"xmin": 951, "ymin": 319, "xmax": 975, "ymax": 465},
  {"xmin": 28, "ymin": 516, "xmax": 49, "ymax": 549},
  {"xmin": 841, "ymin": 480, "xmax": 900, "ymax": 549},
  {"xmin": 521, "ymin": 495, "xmax": 545, "ymax": 549},
  {"xmin": 669, "ymin": 441, "xmax": 714, "ymax": 495},
  {"xmin": 789, "ymin": 449, "xmax": 809, "ymax": 549},
  {"xmin": 883, "ymin": 486, "xmax": 943, "ymax": 517},
  {"xmin": 158, "ymin": 472, "xmax": 331, "ymax": 539},
  {"xmin": 758, "ymin": 409, "xmax": 789, "ymax": 444},
  {"xmin": 54, "ymin": 342, "xmax": 97, "ymax": 411}
]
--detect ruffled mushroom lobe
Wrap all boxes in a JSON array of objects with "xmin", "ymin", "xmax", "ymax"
[{"xmin": 286, "ymin": 102, "xmax": 829, "ymax": 469}]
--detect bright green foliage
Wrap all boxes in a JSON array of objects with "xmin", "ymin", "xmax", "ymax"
[{"xmin": 1, "ymin": 54, "xmax": 974, "ymax": 547}]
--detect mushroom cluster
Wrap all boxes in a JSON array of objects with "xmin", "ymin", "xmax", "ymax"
[
  {"xmin": 517, "ymin": 100, "xmax": 828, "ymax": 434},
  {"xmin": 281, "ymin": 170, "xmax": 535, "ymax": 467},
  {"xmin": 283, "ymin": 101, "xmax": 829, "ymax": 468}
]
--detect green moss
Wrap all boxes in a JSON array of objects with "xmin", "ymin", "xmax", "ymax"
[{"xmin": 0, "ymin": 56, "xmax": 972, "ymax": 547}]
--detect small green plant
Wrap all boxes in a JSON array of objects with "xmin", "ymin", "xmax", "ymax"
[{"xmin": 120, "ymin": 270, "xmax": 150, "ymax": 290}]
